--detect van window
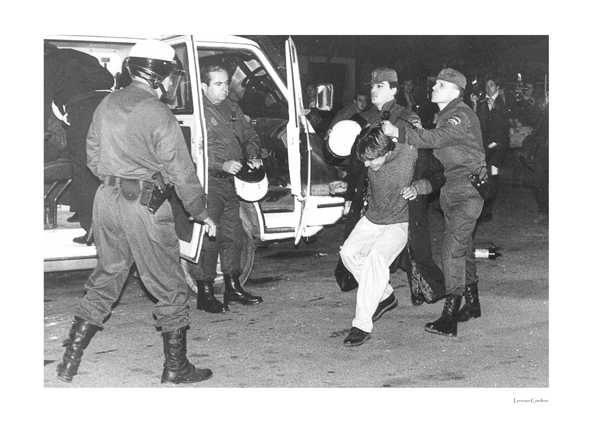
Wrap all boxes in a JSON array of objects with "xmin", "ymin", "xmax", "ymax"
[
  {"xmin": 169, "ymin": 43, "xmax": 193, "ymax": 114},
  {"xmin": 197, "ymin": 48, "xmax": 288, "ymax": 120},
  {"xmin": 197, "ymin": 47, "xmax": 292, "ymax": 188}
]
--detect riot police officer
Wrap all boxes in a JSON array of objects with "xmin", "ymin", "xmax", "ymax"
[{"xmin": 56, "ymin": 39, "xmax": 216, "ymax": 384}]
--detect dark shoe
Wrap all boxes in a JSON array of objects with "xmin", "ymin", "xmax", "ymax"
[
  {"xmin": 372, "ymin": 292, "xmax": 398, "ymax": 322},
  {"xmin": 223, "ymin": 274, "xmax": 263, "ymax": 305},
  {"xmin": 56, "ymin": 316, "xmax": 101, "ymax": 382},
  {"xmin": 67, "ymin": 212, "xmax": 80, "ymax": 223},
  {"xmin": 343, "ymin": 327, "xmax": 371, "ymax": 347},
  {"xmin": 196, "ymin": 279, "xmax": 228, "ymax": 314},
  {"xmin": 457, "ymin": 284, "xmax": 481, "ymax": 322},
  {"xmin": 73, "ymin": 232, "xmax": 93, "ymax": 245},
  {"xmin": 425, "ymin": 294, "xmax": 462, "ymax": 337},
  {"xmin": 161, "ymin": 327, "xmax": 213, "ymax": 384}
]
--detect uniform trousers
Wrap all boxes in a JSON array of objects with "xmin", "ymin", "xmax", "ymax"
[
  {"xmin": 199, "ymin": 177, "xmax": 243, "ymax": 280},
  {"xmin": 76, "ymin": 183, "xmax": 190, "ymax": 333},
  {"xmin": 439, "ymin": 176, "xmax": 483, "ymax": 296},
  {"xmin": 340, "ymin": 217, "xmax": 408, "ymax": 333}
]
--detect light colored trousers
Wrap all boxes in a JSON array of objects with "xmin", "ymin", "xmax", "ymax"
[{"xmin": 340, "ymin": 217, "xmax": 408, "ymax": 333}]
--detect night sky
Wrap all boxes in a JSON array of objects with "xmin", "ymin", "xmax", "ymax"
[{"xmin": 254, "ymin": 35, "xmax": 548, "ymax": 83}]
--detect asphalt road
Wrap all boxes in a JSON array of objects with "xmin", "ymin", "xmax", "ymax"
[{"xmin": 40, "ymin": 180, "xmax": 561, "ymax": 419}]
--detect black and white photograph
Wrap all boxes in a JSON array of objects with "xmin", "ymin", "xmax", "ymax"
[{"xmin": 10, "ymin": 1, "xmax": 587, "ymax": 420}]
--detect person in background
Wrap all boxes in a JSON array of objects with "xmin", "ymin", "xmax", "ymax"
[
  {"xmin": 531, "ymin": 93, "xmax": 549, "ymax": 223},
  {"xmin": 339, "ymin": 125, "xmax": 417, "ymax": 346},
  {"xmin": 516, "ymin": 80, "xmax": 544, "ymax": 128},
  {"xmin": 44, "ymin": 41, "xmax": 114, "ymax": 244},
  {"xmin": 197, "ymin": 62, "xmax": 264, "ymax": 313},
  {"xmin": 328, "ymin": 92, "xmax": 369, "ymax": 129},
  {"xmin": 56, "ymin": 40, "xmax": 216, "ymax": 384},
  {"xmin": 476, "ymin": 76, "xmax": 517, "ymax": 222},
  {"xmin": 397, "ymin": 77, "xmax": 418, "ymax": 112},
  {"xmin": 386, "ymin": 68, "xmax": 486, "ymax": 337}
]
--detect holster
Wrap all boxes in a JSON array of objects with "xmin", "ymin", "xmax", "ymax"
[
  {"xmin": 145, "ymin": 172, "xmax": 173, "ymax": 214},
  {"xmin": 139, "ymin": 181, "xmax": 154, "ymax": 206}
]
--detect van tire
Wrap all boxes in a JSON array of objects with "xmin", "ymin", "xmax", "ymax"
[{"xmin": 182, "ymin": 219, "xmax": 255, "ymax": 295}]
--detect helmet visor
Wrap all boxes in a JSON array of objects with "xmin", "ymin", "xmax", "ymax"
[{"xmin": 161, "ymin": 67, "xmax": 186, "ymax": 105}]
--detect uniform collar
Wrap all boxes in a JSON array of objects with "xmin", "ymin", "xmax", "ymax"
[
  {"xmin": 131, "ymin": 80, "xmax": 158, "ymax": 98},
  {"xmin": 440, "ymin": 97, "xmax": 464, "ymax": 114},
  {"xmin": 381, "ymin": 98, "xmax": 397, "ymax": 111}
]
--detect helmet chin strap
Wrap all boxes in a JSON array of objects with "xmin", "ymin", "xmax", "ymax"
[
  {"xmin": 154, "ymin": 79, "xmax": 167, "ymax": 101},
  {"xmin": 140, "ymin": 76, "xmax": 167, "ymax": 101}
]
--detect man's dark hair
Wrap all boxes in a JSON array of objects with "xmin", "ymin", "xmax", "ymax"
[
  {"xmin": 355, "ymin": 125, "xmax": 395, "ymax": 162},
  {"xmin": 485, "ymin": 75, "xmax": 502, "ymax": 87},
  {"xmin": 387, "ymin": 81, "xmax": 399, "ymax": 90},
  {"xmin": 200, "ymin": 63, "xmax": 228, "ymax": 85}
]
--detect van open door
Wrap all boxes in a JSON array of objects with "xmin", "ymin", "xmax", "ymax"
[
  {"xmin": 162, "ymin": 36, "xmax": 208, "ymax": 263},
  {"xmin": 285, "ymin": 37, "xmax": 312, "ymax": 245}
]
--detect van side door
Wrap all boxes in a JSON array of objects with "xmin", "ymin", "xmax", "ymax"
[
  {"xmin": 162, "ymin": 36, "xmax": 208, "ymax": 262},
  {"xmin": 285, "ymin": 37, "xmax": 313, "ymax": 244}
]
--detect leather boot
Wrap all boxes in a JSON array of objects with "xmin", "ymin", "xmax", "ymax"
[
  {"xmin": 425, "ymin": 294, "xmax": 462, "ymax": 337},
  {"xmin": 161, "ymin": 326, "xmax": 213, "ymax": 384},
  {"xmin": 457, "ymin": 283, "xmax": 481, "ymax": 322},
  {"xmin": 223, "ymin": 273, "xmax": 263, "ymax": 305},
  {"xmin": 56, "ymin": 316, "xmax": 101, "ymax": 382},
  {"xmin": 196, "ymin": 279, "xmax": 228, "ymax": 314}
]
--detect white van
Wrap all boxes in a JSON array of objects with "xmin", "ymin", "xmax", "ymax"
[{"xmin": 44, "ymin": 35, "xmax": 346, "ymax": 291}]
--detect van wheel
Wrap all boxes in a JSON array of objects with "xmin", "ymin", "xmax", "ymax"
[{"xmin": 182, "ymin": 220, "xmax": 255, "ymax": 295}]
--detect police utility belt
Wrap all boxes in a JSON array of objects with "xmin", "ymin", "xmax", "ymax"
[
  {"xmin": 104, "ymin": 173, "xmax": 173, "ymax": 214},
  {"xmin": 208, "ymin": 170, "xmax": 233, "ymax": 179}
]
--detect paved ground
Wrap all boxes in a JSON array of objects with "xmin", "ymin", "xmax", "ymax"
[{"xmin": 38, "ymin": 174, "xmax": 577, "ymax": 419}]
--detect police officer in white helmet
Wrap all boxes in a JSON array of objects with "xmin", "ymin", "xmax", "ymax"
[{"xmin": 56, "ymin": 39, "xmax": 216, "ymax": 384}]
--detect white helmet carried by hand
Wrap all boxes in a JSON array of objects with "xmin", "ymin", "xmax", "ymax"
[
  {"xmin": 234, "ymin": 165, "xmax": 268, "ymax": 202},
  {"xmin": 124, "ymin": 39, "xmax": 184, "ymax": 103},
  {"xmin": 326, "ymin": 119, "xmax": 363, "ymax": 159}
]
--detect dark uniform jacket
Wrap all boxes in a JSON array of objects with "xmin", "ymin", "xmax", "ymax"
[
  {"xmin": 202, "ymin": 96, "xmax": 261, "ymax": 172},
  {"xmin": 87, "ymin": 81, "xmax": 209, "ymax": 222},
  {"xmin": 403, "ymin": 97, "xmax": 486, "ymax": 180}
]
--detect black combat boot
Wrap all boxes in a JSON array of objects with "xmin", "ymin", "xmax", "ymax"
[
  {"xmin": 161, "ymin": 326, "xmax": 213, "ymax": 384},
  {"xmin": 56, "ymin": 316, "xmax": 101, "ymax": 382},
  {"xmin": 196, "ymin": 279, "xmax": 228, "ymax": 314},
  {"xmin": 223, "ymin": 273, "xmax": 263, "ymax": 305},
  {"xmin": 425, "ymin": 294, "xmax": 462, "ymax": 337},
  {"xmin": 457, "ymin": 283, "xmax": 481, "ymax": 322}
]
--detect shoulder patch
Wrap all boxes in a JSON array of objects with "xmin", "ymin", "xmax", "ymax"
[
  {"xmin": 447, "ymin": 115, "xmax": 461, "ymax": 125},
  {"xmin": 209, "ymin": 117, "xmax": 218, "ymax": 126}
]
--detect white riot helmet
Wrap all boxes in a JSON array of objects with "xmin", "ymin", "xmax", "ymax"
[
  {"xmin": 124, "ymin": 39, "xmax": 184, "ymax": 103},
  {"xmin": 326, "ymin": 119, "xmax": 363, "ymax": 159},
  {"xmin": 234, "ymin": 165, "xmax": 268, "ymax": 202}
]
